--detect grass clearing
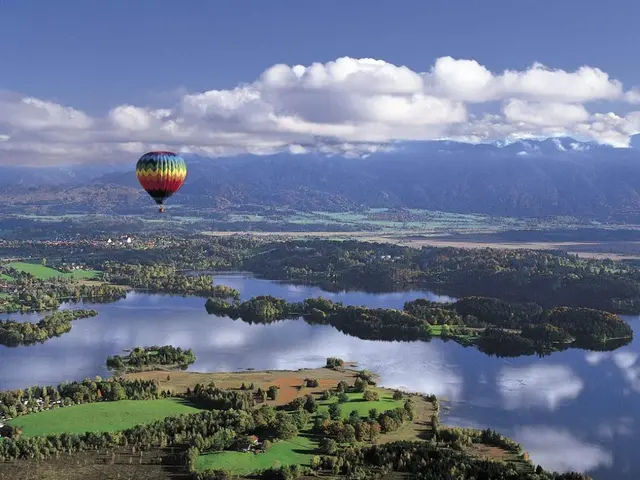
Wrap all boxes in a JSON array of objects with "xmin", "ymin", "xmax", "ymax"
[
  {"xmin": 6, "ymin": 262, "xmax": 100, "ymax": 281},
  {"xmin": 8, "ymin": 399, "xmax": 200, "ymax": 437},
  {"xmin": 318, "ymin": 389, "xmax": 405, "ymax": 419},
  {"xmin": 196, "ymin": 434, "xmax": 317, "ymax": 474}
]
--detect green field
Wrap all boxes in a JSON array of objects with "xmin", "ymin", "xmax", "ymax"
[
  {"xmin": 317, "ymin": 390, "xmax": 405, "ymax": 419},
  {"xmin": 196, "ymin": 435, "xmax": 317, "ymax": 473},
  {"xmin": 6, "ymin": 262, "xmax": 100, "ymax": 280},
  {"xmin": 8, "ymin": 399, "xmax": 200, "ymax": 437}
]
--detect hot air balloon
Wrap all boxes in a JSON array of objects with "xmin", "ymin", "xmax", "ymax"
[{"xmin": 136, "ymin": 151, "xmax": 187, "ymax": 213}]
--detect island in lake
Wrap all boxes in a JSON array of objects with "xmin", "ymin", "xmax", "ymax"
[
  {"xmin": 205, "ymin": 294, "xmax": 633, "ymax": 357},
  {"xmin": 0, "ymin": 359, "xmax": 592, "ymax": 480},
  {"xmin": 106, "ymin": 345, "xmax": 197, "ymax": 373}
]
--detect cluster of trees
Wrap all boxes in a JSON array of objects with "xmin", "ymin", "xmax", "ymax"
[
  {"xmin": 106, "ymin": 345, "xmax": 196, "ymax": 372},
  {"xmin": 1, "ymin": 273, "xmax": 126, "ymax": 313},
  {"xmin": 322, "ymin": 441, "xmax": 592, "ymax": 479},
  {"xmin": 207, "ymin": 293, "xmax": 633, "ymax": 357},
  {"xmin": 0, "ymin": 377, "xmax": 162, "ymax": 420},
  {"xmin": 436, "ymin": 426, "xmax": 522, "ymax": 453},
  {"xmin": 0, "ymin": 309, "xmax": 98, "ymax": 347},
  {"xmin": 325, "ymin": 357, "xmax": 345, "ymax": 369},
  {"xmin": 314, "ymin": 402, "xmax": 414, "ymax": 446},
  {"xmin": 185, "ymin": 383, "xmax": 256, "ymax": 411},
  {"xmin": 103, "ymin": 263, "xmax": 241, "ymax": 299},
  {"xmin": 241, "ymin": 239, "xmax": 640, "ymax": 314}
]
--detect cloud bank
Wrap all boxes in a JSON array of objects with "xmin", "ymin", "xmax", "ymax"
[{"xmin": 2, "ymin": 56, "xmax": 640, "ymax": 165}]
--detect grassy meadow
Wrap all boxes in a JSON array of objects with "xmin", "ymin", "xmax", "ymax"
[
  {"xmin": 8, "ymin": 399, "xmax": 200, "ymax": 437},
  {"xmin": 196, "ymin": 435, "xmax": 317, "ymax": 474},
  {"xmin": 317, "ymin": 389, "xmax": 405, "ymax": 419},
  {"xmin": 6, "ymin": 262, "xmax": 101, "ymax": 281}
]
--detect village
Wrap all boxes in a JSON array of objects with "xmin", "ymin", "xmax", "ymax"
[{"xmin": 0, "ymin": 396, "xmax": 64, "ymax": 438}]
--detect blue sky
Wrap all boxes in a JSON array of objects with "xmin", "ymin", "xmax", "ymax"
[
  {"xmin": 3, "ymin": 0, "xmax": 640, "ymax": 112},
  {"xmin": 1, "ymin": 0, "xmax": 640, "ymax": 164}
]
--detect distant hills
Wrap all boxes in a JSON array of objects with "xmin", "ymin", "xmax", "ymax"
[{"xmin": 3, "ymin": 136, "xmax": 640, "ymax": 220}]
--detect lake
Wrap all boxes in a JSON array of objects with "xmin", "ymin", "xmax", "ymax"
[{"xmin": 0, "ymin": 273, "xmax": 638, "ymax": 479}]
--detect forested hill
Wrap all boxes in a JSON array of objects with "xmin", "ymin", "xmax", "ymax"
[{"xmin": 3, "ymin": 137, "xmax": 640, "ymax": 219}]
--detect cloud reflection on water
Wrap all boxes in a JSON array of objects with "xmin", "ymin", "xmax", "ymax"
[
  {"xmin": 515, "ymin": 426, "xmax": 613, "ymax": 473},
  {"xmin": 497, "ymin": 364, "xmax": 584, "ymax": 411}
]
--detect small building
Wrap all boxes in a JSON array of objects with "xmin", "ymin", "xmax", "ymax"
[{"xmin": 237, "ymin": 435, "xmax": 261, "ymax": 452}]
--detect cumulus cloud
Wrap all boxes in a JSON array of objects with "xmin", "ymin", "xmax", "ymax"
[{"xmin": 1, "ymin": 56, "xmax": 640, "ymax": 165}]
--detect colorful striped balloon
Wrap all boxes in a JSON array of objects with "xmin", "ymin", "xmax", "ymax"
[{"xmin": 136, "ymin": 151, "xmax": 187, "ymax": 213}]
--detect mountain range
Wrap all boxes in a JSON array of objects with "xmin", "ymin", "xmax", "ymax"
[{"xmin": 2, "ymin": 136, "xmax": 640, "ymax": 220}]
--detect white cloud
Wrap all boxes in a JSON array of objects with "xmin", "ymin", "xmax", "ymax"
[
  {"xmin": 625, "ymin": 89, "xmax": 640, "ymax": 104},
  {"xmin": 503, "ymin": 99, "xmax": 590, "ymax": 127},
  {"xmin": 425, "ymin": 58, "xmax": 623, "ymax": 103},
  {"xmin": 497, "ymin": 364, "xmax": 584, "ymax": 411},
  {"xmin": 1, "ymin": 56, "xmax": 640, "ymax": 165}
]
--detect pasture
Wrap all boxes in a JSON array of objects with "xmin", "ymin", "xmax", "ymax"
[
  {"xmin": 8, "ymin": 399, "xmax": 200, "ymax": 437},
  {"xmin": 196, "ymin": 435, "xmax": 317, "ymax": 474},
  {"xmin": 317, "ymin": 389, "xmax": 405, "ymax": 419},
  {"xmin": 6, "ymin": 262, "xmax": 101, "ymax": 281}
]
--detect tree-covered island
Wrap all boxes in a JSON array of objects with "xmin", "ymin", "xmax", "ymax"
[
  {"xmin": 106, "ymin": 345, "xmax": 197, "ymax": 373},
  {"xmin": 206, "ymin": 294, "xmax": 633, "ymax": 357}
]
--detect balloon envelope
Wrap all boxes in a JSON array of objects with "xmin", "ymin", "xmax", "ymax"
[{"xmin": 136, "ymin": 151, "xmax": 187, "ymax": 207}]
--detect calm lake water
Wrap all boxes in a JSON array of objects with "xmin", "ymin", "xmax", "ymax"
[{"xmin": 0, "ymin": 273, "xmax": 638, "ymax": 479}]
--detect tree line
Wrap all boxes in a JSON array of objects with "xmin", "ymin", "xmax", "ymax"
[
  {"xmin": 0, "ymin": 408, "xmax": 255, "ymax": 461},
  {"xmin": 0, "ymin": 309, "xmax": 98, "ymax": 347},
  {"xmin": 322, "ymin": 440, "xmax": 592, "ymax": 480}
]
